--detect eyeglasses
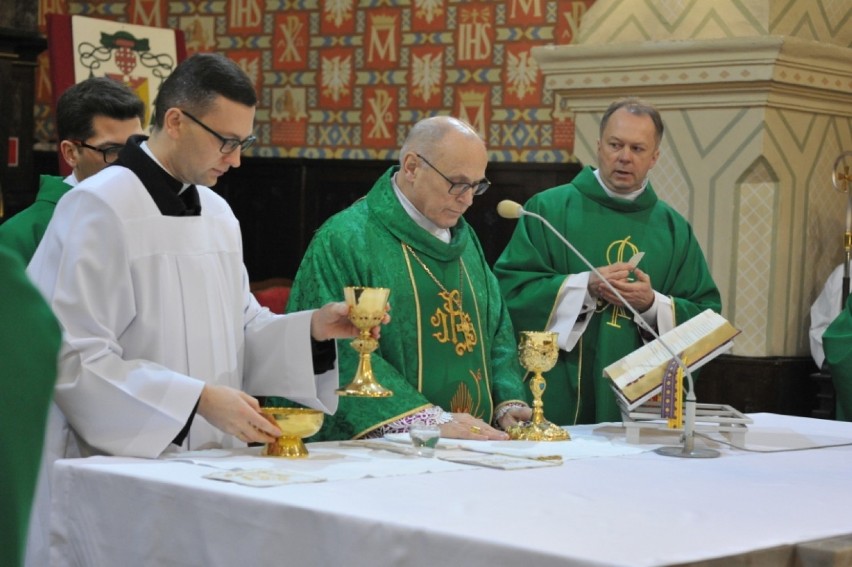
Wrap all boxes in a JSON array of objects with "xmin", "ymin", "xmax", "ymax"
[
  {"xmin": 416, "ymin": 153, "xmax": 490, "ymax": 196},
  {"xmin": 180, "ymin": 109, "xmax": 257, "ymax": 154},
  {"xmin": 73, "ymin": 141, "xmax": 124, "ymax": 164}
]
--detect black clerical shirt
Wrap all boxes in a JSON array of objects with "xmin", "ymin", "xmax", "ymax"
[{"xmin": 115, "ymin": 135, "xmax": 201, "ymax": 216}]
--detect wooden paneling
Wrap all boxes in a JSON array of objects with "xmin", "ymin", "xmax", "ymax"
[
  {"xmin": 214, "ymin": 157, "xmax": 583, "ymax": 281},
  {"xmin": 696, "ymin": 355, "xmax": 820, "ymax": 417},
  {"xmin": 0, "ymin": 24, "xmax": 46, "ymax": 221}
]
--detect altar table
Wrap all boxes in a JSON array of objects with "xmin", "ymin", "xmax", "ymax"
[{"xmin": 48, "ymin": 413, "xmax": 852, "ymax": 567}]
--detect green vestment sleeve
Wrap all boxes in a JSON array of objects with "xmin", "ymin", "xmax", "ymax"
[
  {"xmin": 494, "ymin": 166, "xmax": 721, "ymax": 425},
  {"xmin": 0, "ymin": 244, "xmax": 60, "ymax": 567},
  {"xmin": 278, "ymin": 167, "xmax": 527, "ymax": 440},
  {"xmin": 0, "ymin": 175, "xmax": 72, "ymax": 264},
  {"xmin": 823, "ymin": 292, "xmax": 852, "ymax": 421}
]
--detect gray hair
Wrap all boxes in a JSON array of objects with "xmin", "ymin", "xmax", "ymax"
[
  {"xmin": 399, "ymin": 116, "xmax": 483, "ymax": 164},
  {"xmin": 599, "ymin": 97, "xmax": 664, "ymax": 146}
]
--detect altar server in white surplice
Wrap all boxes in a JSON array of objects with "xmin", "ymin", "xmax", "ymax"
[{"xmin": 24, "ymin": 53, "xmax": 382, "ymax": 566}]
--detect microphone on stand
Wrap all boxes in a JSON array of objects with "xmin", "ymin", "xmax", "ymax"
[{"xmin": 497, "ymin": 199, "xmax": 720, "ymax": 458}]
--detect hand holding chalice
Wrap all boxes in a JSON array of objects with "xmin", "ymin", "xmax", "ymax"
[{"xmin": 336, "ymin": 286, "xmax": 393, "ymax": 397}]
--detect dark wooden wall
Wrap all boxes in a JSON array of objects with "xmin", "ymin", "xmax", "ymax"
[
  {"xmin": 0, "ymin": 20, "xmax": 45, "ymax": 221},
  {"xmin": 214, "ymin": 157, "xmax": 583, "ymax": 282}
]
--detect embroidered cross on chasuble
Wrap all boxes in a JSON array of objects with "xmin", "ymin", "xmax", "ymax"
[{"xmin": 403, "ymin": 244, "xmax": 490, "ymax": 420}]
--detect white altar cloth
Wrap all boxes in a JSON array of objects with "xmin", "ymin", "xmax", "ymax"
[{"xmin": 49, "ymin": 413, "xmax": 852, "ymax": 567}]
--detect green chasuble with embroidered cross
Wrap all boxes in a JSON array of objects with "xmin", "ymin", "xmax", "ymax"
[
  {"xmin": 281, "ymin": 166, "xmax": 528, "ymax": 440},
  {"xmin": 493, "ymin": 166, "xmax": 721, "ymax": 425}
]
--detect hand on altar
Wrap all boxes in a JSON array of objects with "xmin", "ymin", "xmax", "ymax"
[
  {"xmin": 496, "ymin": 406, "xmax": 532, "ymax": 430},
  {"xmin": 440, "ymin": 413, "xmax": 509, "ymax": 440},
  {"xmin": 198, "ymin": 384, "xmax": 283, "ymax": 444},
  {"xmin": 310, "ymin": 301, "xmax": 391, "ymax": 341}
]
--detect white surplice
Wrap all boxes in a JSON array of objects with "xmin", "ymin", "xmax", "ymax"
[
  {"xmin": 29, "ymin": 164, "xmax": 339, "ymax": 458},
  {"xmin": 25, "ymin": 164, "xmax": 339, "ymax": 565}
]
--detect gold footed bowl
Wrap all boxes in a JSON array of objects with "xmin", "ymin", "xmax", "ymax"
[{"xmin": 260, "ymin": 407, "xmax": 324, "ymax": 458}]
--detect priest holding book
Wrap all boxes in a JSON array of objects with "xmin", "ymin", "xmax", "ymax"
[{"xmin": 494, "ymin": 97, "xmax": 721, "ymax": 425}]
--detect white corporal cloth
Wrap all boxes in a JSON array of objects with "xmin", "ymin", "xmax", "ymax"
[{"xmin": 49, "ymin": 413, "xmax": 852, "ymax": 567}]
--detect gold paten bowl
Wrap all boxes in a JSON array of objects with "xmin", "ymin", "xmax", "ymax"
[{"xmin": 260, "ymin": 407, "xmax": 324, "ymax": 458}]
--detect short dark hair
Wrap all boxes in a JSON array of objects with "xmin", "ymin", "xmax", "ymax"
[
  {"xmin": 151, "ymin": 53, "xmax": 257, "ymax": 130},
  {"xmin": 56, "ymin": 76, "xmax": 146, "ymax": 142},
  {"xmin": 600, "ymin": 97, "xmax": 664, "ymax": 146}
]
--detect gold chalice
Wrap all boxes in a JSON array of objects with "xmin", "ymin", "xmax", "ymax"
[
  {"xmin": 261, "ymin": 407, "xmax": 324, "ymax": 458},
  {"xmin": 507, "ymin": 331, "xmax": 570, "ymax": 441},
  {"xmin": 337, "ymin": 286, "xmax": 393, "ymax": 397}
]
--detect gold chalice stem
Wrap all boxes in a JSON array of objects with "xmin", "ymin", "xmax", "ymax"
[
  {"xmin": 351, "ymin": 331, "xmax": 378, "ymax": 386},
  {"xmin": 530, "ymin": 373, "xmax": 546, "ymax": 426},
  {"xmin": 337, "ymin": 328, "xmax": 393, "ymax": 397}
]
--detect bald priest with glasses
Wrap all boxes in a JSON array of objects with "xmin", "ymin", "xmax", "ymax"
[{"xmin": 281, "ymin": 116, "xmax": 532, "ymax": 442}]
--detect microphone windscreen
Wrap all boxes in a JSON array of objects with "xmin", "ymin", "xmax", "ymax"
[{"xmin": 497, "ymin": 200, "xmax": 523, "ymax": 219}]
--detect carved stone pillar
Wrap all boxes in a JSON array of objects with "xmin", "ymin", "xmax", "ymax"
[{"xmin": 533, "ymin": 0, "xmax": 852, "ymax": 359}]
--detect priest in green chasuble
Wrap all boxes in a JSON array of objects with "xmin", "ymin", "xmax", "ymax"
[
  {"xmin": 285, "ymin": 116, "xmax": 531, "ymax": 441},
  {"xmin": 494, "ymin": 98, "xmax": 721, "ymax": 425}
]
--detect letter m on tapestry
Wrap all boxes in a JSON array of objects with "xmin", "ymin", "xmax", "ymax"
[{"xmin": 46, "ymin": 14, "xmax": 187, "ymax": 174}]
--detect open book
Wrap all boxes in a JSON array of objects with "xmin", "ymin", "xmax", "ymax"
[{"xmin": 603, "ymin": 309, "xmax": 740, "ymax": 411}]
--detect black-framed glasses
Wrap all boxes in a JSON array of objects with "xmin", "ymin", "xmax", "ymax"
[
  {"xmin": 180, "ymin": 109, "xmax": 257, "ymax": 154},
  {"xmin": 416, "ymin": 153, "xmax": 490, "ymax": 196},
  {"xmin": 73, "ymin": 141, "xmax": 124, "ymax": 164}
]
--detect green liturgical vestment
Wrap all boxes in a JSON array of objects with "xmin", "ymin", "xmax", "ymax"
[
  {"xmin": 284, "ymin": 166, "xmax": 527, "ymax": 440},
  {"xmin": 823, "ymin": 293, "xmax": 852, "ymax": 421},
  {"xmin": 0, "ymin": 175, "xmax": 72, "ymax": 264},
  {"xmin": 0, "ymin": 244, "xmax": 60, "ymax": 567},
  {"xmin": 494, "ymin": 166, "xmax": 721, "ymax": 425}
]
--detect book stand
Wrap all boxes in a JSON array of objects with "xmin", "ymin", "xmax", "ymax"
[{"xmin": 619, "ymin": 401, "xmax": 752, "ymax": 445}]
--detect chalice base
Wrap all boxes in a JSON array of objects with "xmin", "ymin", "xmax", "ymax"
[
  {"xmin": 336, "ymin": 380, "xmax": 394, "ymax": 397},
  {"xmin": 507, "ymin": 419, "xmax": 570, "ymax": 441},
  {"xmin": 336, "ymin": 356, "xmax": 394, "ymax": 397},
  {"xmin": 263, "ymin": 436, "xmax": 311, "ymax": 458}
]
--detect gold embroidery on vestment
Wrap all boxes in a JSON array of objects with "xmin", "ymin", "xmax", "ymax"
[
  {"xmin": 403, "ymin": 243, "xmax": 478, "ymax": 357},
  {"xmin": 451, "ymin": 382, "xmax": 473, "ymax": 414},
  {"xmin": 430, "ymin": 290, "xmax": 478, "ymax": 355},
  {"xmin": 601, "ymin": 236, "xmax": 640, "ymax": 329}
]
